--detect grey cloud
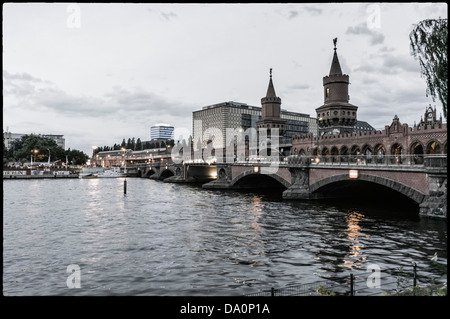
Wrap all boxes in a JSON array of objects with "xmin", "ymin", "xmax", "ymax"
[
  {"xmin": 3, "ymin": 70, "xmax": 192, "ymax": 122},
  {"xmin": 353, "ymin": 53, "xmax": 420, "ymax": 75},
  {"xmin": 105, "ymin": 86, "xmax": 192, "ymax": 118},
  {"xmin": 288, "ymin": 84, "xmax": 310, "ymax": 90},
  {"xmin": 286, "ymin": 5, "xmax": 322, "ymax": 19},
  {"xmin": 3, "ymin": 70, "xmax": 50, "ymax": 97},
  {"xmin": 160, "ymin": 11, "xmax": 177, "ymax": 21},
  {"xmin": 288, "ymin": 10, "xmax": 299, "ymax": 19},
  {"xmin": 304, "ymin": 6, "xmax": 322, "ymax": 15},
  {"xmin": 382, "ymin": 55, "xmax": 421, "ymax": 74},
  {"xmin": 345, "ymin": 23, "xmax": 384, "ymax": 45}
]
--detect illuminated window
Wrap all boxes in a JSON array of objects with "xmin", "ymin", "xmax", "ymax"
[{"xmin": 325, "ymin": 87, "xmax": 330, "ymax": 97}]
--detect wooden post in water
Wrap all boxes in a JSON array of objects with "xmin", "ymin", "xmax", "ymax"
[{"xmin": 124, "ymin": 178, "xmax": 127, "ymax": 195}]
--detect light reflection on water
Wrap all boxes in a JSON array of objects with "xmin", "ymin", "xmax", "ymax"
[
  {"xmin": 3, "ymin": 178, "xmax": 447, "ymax": 296},
  {"xmin": 343, "ymin": 211, "xmax": 366, "ymax": 270}
]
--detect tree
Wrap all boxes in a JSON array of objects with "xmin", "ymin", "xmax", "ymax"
[
  {"xmin": 410, "ymin": 18, "xmax": 448, "ymax": 119},
  {"xmin": 2, "ymin": 134, "xmax": 88, "ymax": 165},
  {"xmin": 66, "ymin": 149, "xmax": 89, "ymax": 165},
  {"xmin": 136, "ymin": 138, "xmax": 142, "ymax": 151}
]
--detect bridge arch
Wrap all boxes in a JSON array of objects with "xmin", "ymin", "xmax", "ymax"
[
  {"xmin": 231, "ymin": 169, "xmax": 290, "ymax": 189},
  {"xmin": 144, "ymin": 168, "xmax": 156, "ymax": 178},
  {"xmin": 309, "ymin": 173, "xmax": 426, "ymax": 204},
  {"xmin": 159, "ymin": 168, "xmax": 175, "ymax": 179}
]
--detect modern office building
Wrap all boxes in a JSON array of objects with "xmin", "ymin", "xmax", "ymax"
[
  {"xmin": 150, "ymin": 124, "xmax": 174, "ymax": 140},
  {"xmin": 192, "ymin": 101, "xmax": 317, "ymax": 151}
]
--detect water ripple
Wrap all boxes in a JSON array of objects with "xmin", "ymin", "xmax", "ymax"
[{"xmin": 3, "ymin": 178, "xmax": 447, "ymax": 296}]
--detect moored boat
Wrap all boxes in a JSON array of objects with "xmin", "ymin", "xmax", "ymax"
[{"xmin": 95, "ymin": 167, "xmax": 127, "ymax": 178}]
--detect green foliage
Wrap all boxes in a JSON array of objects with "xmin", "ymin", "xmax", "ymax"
[
  {"xmin": 6, "ymin": 134, "xmax": 65, "ymax": 163},
  {"xmin": 410, "ymin": 18, "xmax": 448, "ymax": 118},
  {"xmin": 316, "ymin": 285, "xmax": 335, "ymax": 296},
  {"xmin": 3, "ymin": 134, "xmax": 88, "ymax": 165},
  {"xmin": 66, "ymin": 148, "xmax": 89, "ymax": 165}
]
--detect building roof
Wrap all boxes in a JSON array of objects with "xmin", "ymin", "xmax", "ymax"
[
  {"xmin": 265, "ymin": 68, "xmax": 277, "ymax": 98},
  {"xmin": 329, "ymin": 48, "xmax": 343, "ymax": 76}
]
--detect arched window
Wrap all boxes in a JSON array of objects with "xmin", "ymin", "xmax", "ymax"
[
  {"xmin": 390, "ymin": 143, "xmax": 403, "ymax": 164},
  {"xmin": 410, "ymin": 141, "xmax": 424, "ymax": 164},
  {"xmin": 374, "ymin": 144, "xmax": 386, "ymax": 163},
  {"xmin": 350, "ymin": 145, "xmax": 360, "ymax": 155},
  {"xmin": 426, "ymin": 141, "xmax": 441, "ymax": 154}
]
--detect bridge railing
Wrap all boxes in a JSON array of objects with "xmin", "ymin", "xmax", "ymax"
[
  {"xmin": 142, "ymin": 154, "xmax": 446, "ymax": 169},
  {"xmin": 285, "ymin": 154, "xmax": 447, "ymax": 168}
]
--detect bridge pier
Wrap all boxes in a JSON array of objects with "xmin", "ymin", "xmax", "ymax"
[
  {"xmin": 282, "ymin": 167, "xmax": 311, "ymax": 200},
  {"xmin": 202, "ymin": 164, "xmax": 233, "ymax": 189},
  {"xmin": 419, "ymin": 156, "xmax": 447, "ymax": 219}
]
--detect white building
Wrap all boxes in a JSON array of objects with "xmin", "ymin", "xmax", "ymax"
[
  {"xmin": 3, "ymin": 131, "xmax": 65, "ymax": 150},
  {"xmin": 150, "ymin": 124, "xmax": 174, "ymax": 140}
]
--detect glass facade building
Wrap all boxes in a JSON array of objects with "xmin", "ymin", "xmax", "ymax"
[{"xmin": 150, "ymin": 124, "xmax": 174, "ymax": 140}]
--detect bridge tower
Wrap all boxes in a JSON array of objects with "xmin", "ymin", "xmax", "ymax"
[
  {"xmin": 316, "ymin": 38, "xmax": 358, "ymax": 135},
  {"xmin": 257, "ymin": 68, "xmax": 286, "ymax": 137}
]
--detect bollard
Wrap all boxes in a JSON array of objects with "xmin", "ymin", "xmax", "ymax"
[
  {"xmin": 350, "ymin": 273, "xmax": 354, "ymax": 296},
  {"xmin": 124, "ymin": 179, "xmax": 127, "ymax": 195}
]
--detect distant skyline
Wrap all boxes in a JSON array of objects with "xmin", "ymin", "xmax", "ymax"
[{"xmin": 3, "ymin": 3, "xmax": 447, "ymax": 155}]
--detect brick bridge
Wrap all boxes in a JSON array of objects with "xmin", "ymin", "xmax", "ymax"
[{"xmin": 132, "ymin": 154, "xmax": 446, "ymax": 219}]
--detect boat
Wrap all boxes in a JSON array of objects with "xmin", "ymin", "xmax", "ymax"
[
  {"xmin": 79, "ymin": 173, "xmax": 98, "ymax": 179},
  {"xmin": 78, "ymin": 167, "xmax": 104, "ymax": 179},
  {"xmin": 95, "ymin": 167, "xmax": 127, "ymax": 178}
]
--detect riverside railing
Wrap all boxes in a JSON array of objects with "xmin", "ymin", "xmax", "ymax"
[
  {"xmin": 283, "ymin": 154, "xmax": 447, "ymax": 168},
  {"xmin": 160, "ymin": 154, "xmax": 447, "ymax": 169},
  {"xmin": 245, "ymin": 263, "xmax": 446, "ymax": 297}
]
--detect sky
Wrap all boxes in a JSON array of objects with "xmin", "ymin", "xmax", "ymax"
[{"xmin": 3, "ymin": 3, "xmax": 448, "ymax": 156}]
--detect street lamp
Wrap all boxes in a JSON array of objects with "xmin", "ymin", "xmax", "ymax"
[{"xmin": 31, "ymin": 149, "xmax": 39, "ymax": 164}]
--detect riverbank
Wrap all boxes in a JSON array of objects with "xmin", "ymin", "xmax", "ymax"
[{"xmin": 3, "ymin": 174, "xmax": 78, "ymax": 179}]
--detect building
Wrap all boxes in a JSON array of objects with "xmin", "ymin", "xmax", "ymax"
[
  {"xmin": 192, "ymin": 101, "xmax": 316, "ymax": 153},
  {"xmin": 257, "ymin": 68, "xmax": 286, "ymax": 137},
  {"xmin": 292, "ymin": 40, "xmax": 447, "ymax": 160},
  {"xmin": 3, "ymin": 131, "xmax": 65, "ymax": 150},
  {"xmin": 353, "ymin": 120, "xmax": 375, "ymax": 133},
  {"xmin": 41, "ymin": 134, "xmax": 66, "ymax": 149},
  {"xmin": 150, "ymin": 124, "xmax": 174, "ymax": 140},
  {"xmin": 316, "ymin": 38, "xmax": 358, "ymax": 136}
]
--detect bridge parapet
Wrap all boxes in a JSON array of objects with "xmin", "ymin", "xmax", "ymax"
[{"xmin": 420, "ymin": 155, "xmax": 447, "ymax": 219}]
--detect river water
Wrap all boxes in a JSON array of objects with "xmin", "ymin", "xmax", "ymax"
[{"xmin": 3, "ymin": 178, "xmax": 447, "ymax": 296}]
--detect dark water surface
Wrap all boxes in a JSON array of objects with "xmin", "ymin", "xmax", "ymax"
[{"xmin": 3, "ymin": 178, "xmax": 447, "ymax": 296}]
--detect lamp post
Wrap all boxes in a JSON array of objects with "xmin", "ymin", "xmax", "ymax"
[{"xmin": 31, "ymin": 149, "xmax": 38, "ymax": 165}]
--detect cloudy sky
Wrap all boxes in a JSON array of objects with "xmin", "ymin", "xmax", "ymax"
[{"xmin": 3, "ymin": 3, "xmax": 447, "ymax": 155}]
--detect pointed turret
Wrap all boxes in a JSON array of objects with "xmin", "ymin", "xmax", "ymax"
[
  {"xmin": 329, "ymin": 41, "xmax": 343, "ymax": 75},
  {"xmin": 316, "ymin": 38, "xmax": 358, "ymax": 135},
  {"xmin": 257, "ymin": 68, "xmax": 285, "ymax": 136},
  {"xmin": 266, "ymin": 68, "xmax": 277, "ymax": 98}
]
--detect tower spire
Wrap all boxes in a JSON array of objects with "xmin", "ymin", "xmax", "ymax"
[
  {"xmin": 329, "ymin": 39, "xmax": 343, "ymax": 75},
  {"xmin": 257, "ymin": 68, "xmax": 285, "ymax": 136},
  {"xmin": 316, "ymin": 38, "xmax": 357, "ymax": 135},
  {"xmin": 266, "ymin": 68, "xmax": 277, "ymax": 98}
]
